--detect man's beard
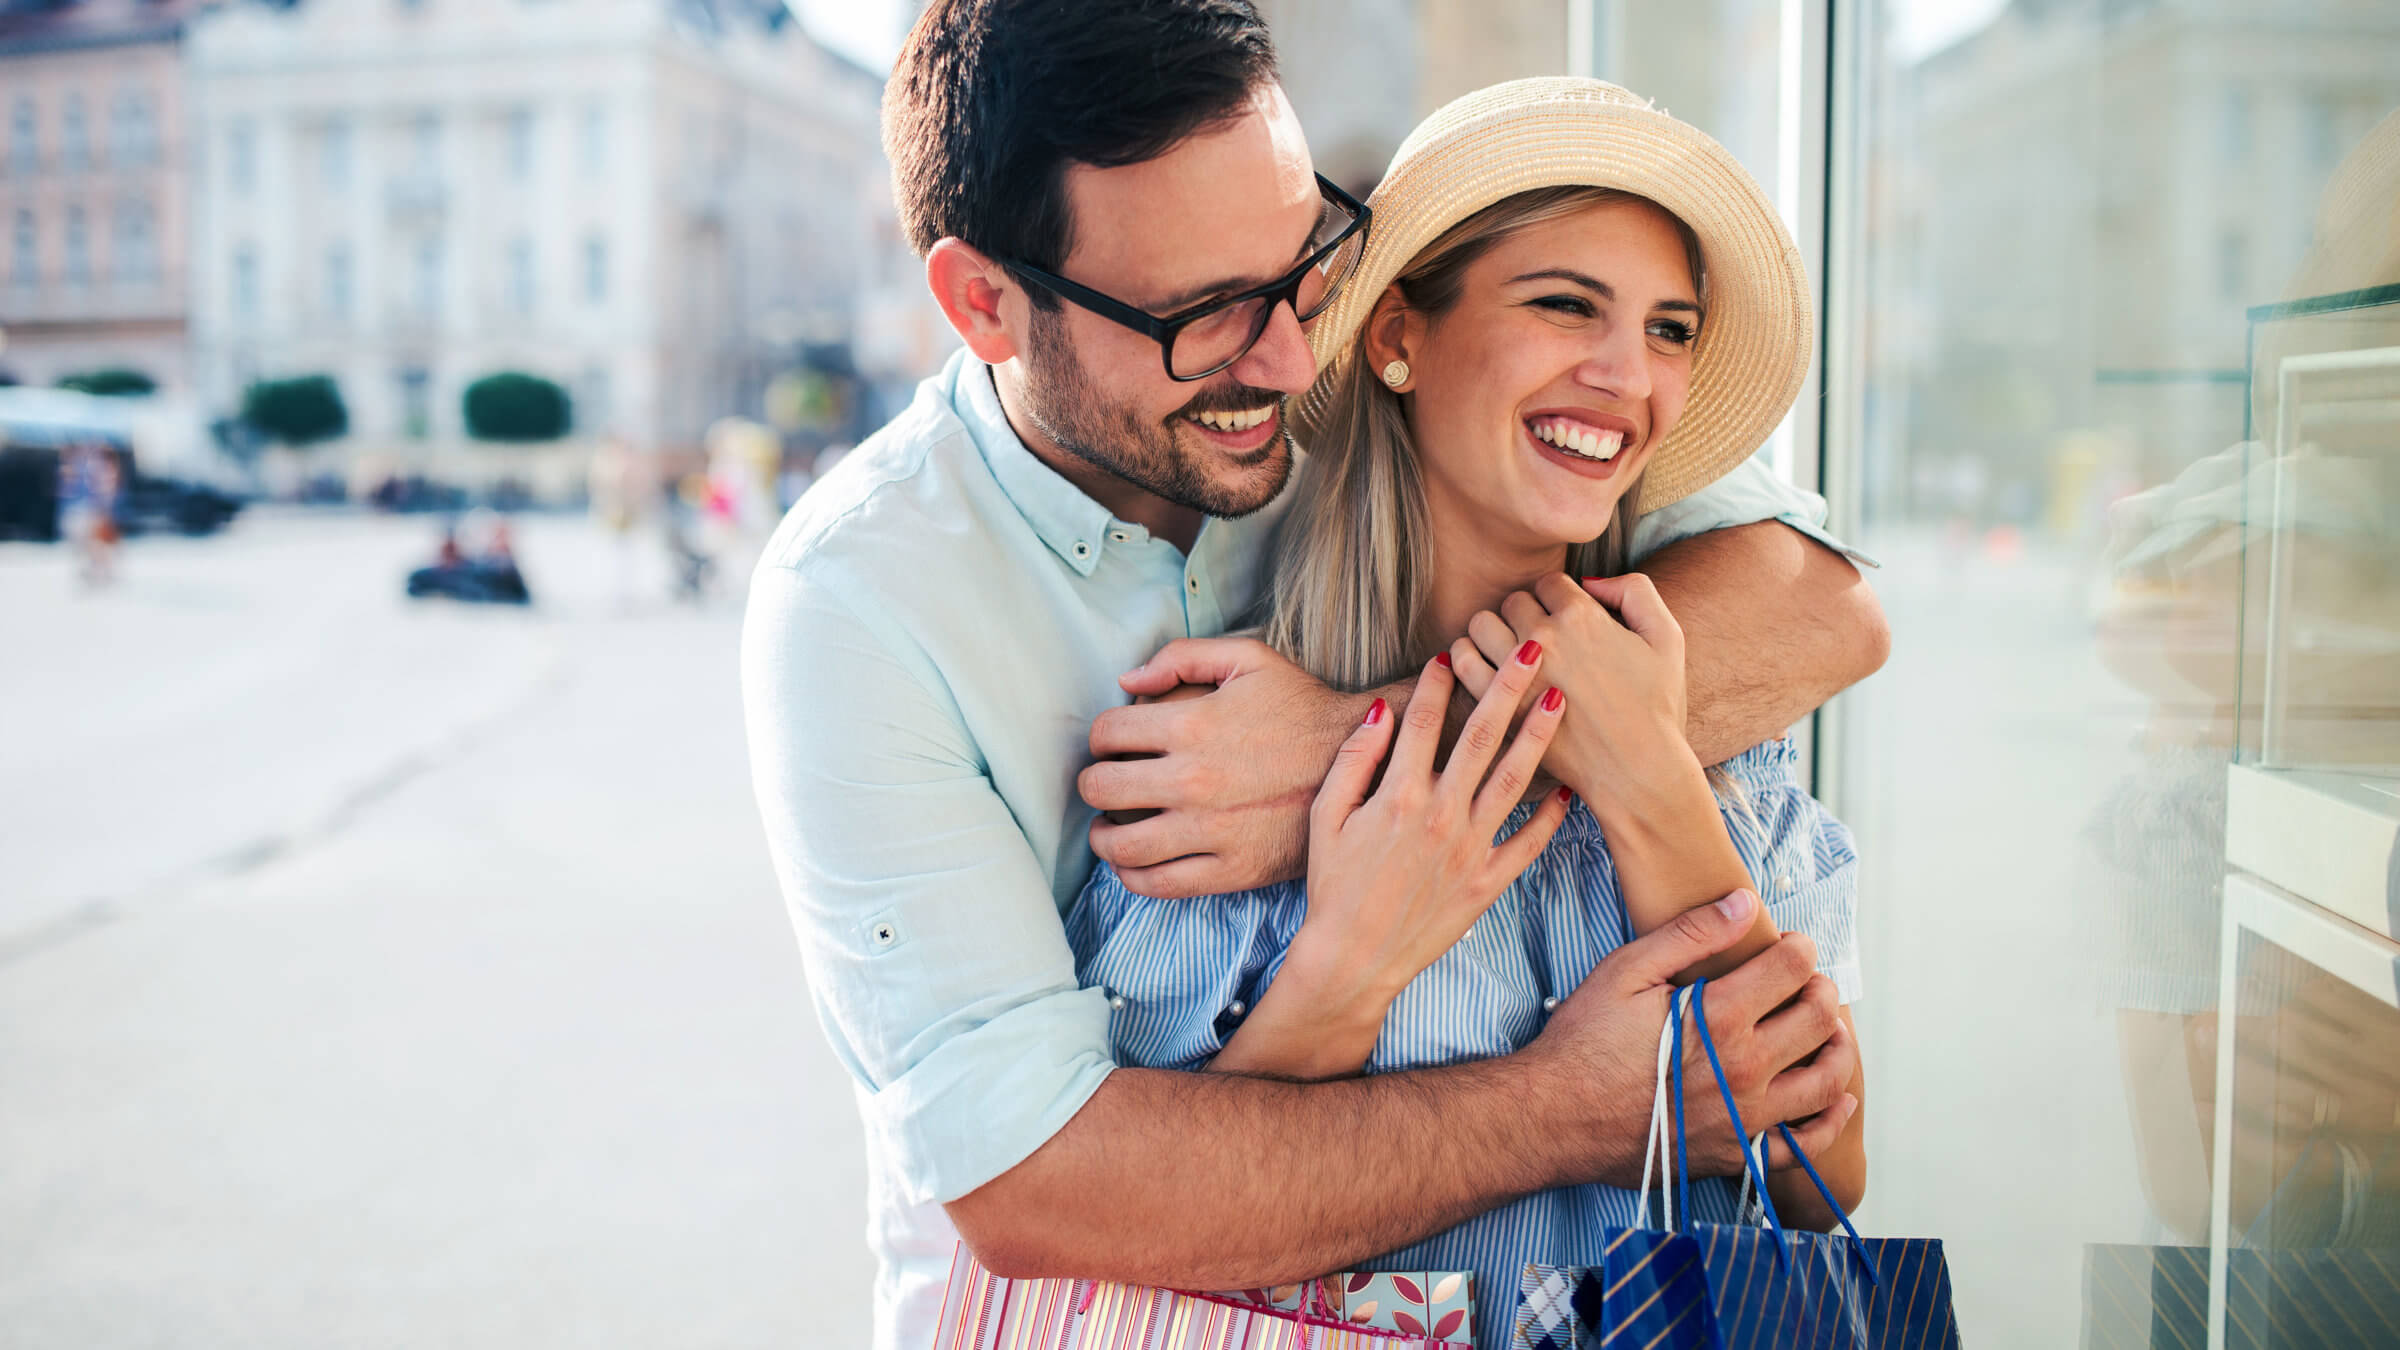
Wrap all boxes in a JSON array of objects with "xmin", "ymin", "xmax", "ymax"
[{"xmin": 1017, "ymin": 309, "xmax": 1294, "ymax": 521}]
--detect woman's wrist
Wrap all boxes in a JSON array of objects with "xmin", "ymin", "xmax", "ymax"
[
  {"xmin": 1571, "ymin": 734, "xmax": 1710, "ymax": 834},
  {"xmin": 1277, "ymin": 920, "xmax": 1408, "ymax": 1032}
]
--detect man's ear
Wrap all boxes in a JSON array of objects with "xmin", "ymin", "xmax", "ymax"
[
  {"xmin": 1359, "ymin": 285, "xmax": 1423, "ymax": 392},
  {"xmin": 925, "ymin": 238, "xmax": 1024, "ymax": 366}
]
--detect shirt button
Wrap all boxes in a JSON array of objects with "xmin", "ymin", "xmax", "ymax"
[
  {"xmin": 1542, "ymin": 995, "xmax": 1561, "ymax": 1012},
  {"xmin": 1109, "ymin": 529, "xmax": 1129, "ymax": 543},
  {"xmin": 1186, "ymin": 577, "xmax": 1200, "ymax": 594},
  {"xmin": 1776, "ymin": 874, "xmax": 1792, "ymax": 889},
  {"xmin": 868, "ymin": 920, "xmax": 899, "ymax": 948},
  {"xmin": 1073, "ymin": 541, "xmax": 1091, "ymax": 559},
  {"xmin": 1227, "ymin": 999, "xmax": 1246, "ymax": 1017}
]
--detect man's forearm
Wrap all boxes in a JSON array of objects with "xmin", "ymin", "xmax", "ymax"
[
  {"xmin": 1642, "ymin": 522, "xmax": 1889, "ymax": 766},
  {"xmin": 945, "ymin": 1057, "xmax": 1583, "ymax": 1288}
]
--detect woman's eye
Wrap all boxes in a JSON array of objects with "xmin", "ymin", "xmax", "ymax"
[
  {"xmin": 1649, "ymin": 318, "xmax": 1699, "ymax": 346},
  {"xmin": 1531, "ymin": 295, "xmax": 1593, "ymax": 318}
]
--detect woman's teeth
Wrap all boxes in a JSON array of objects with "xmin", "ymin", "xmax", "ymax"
[
  {"xmin": 1191, "ymin": 406, "xmax": 1274, "ymax": 432},
  {"xmin": 1529, "ymin": 417, "xmax": 1625, "ymax": 461}
]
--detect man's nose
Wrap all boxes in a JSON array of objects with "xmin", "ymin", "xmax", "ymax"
[{"xmin": 1230, "ymin": 299, "xmax": 1317, "ymax": 398}]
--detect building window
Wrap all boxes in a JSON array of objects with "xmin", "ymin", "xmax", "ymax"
[
  {"xmin": 583, "ymin": 233, "xmax": 607, "ymax": 303},
  {"xmin": 9, "ymin": 210, "xmax": 34, "ymax": 287},
  {"xmin": 228, "ymin": 121, "xmax": 255, "ymax": 195},
  {"xmin": 323, "ymin": 118, "xmax": 351, "ymax": 191},
  {"xmin": 398, "ymin": 366, "xmax": 431, "ymax": 440},
  {"xmin": 413, "ymin": 236, "xmax": 442, "ymax": 318},
  {"xmin": 64, "ymin": 205, "xmax": 89, "ymax": 284},
  {"xmin": 113, "ymin": 201, "xmax": 158, "ymax": 283},
  {"xmin": 2218, "ymin": 229, "xmax": 2248, "ymax": 301},
  {"xmin": 7, "ymin": 98, "xmax": 34, "ymax": 176},
  {"xmin": 2305, "ymin": 96, "xmax": 2342, "ymax": 175},
  {"xmin": 232, "ymin": 244, "xmax": 257, "ymax": 320},
  {"xmin": 2220, "ymin": 87, "xmax": 2251, "ymax": 162},
  {"xmin": 505, "ymin": 106, "xmax": 534, "ymax": 181},
  {"xmin": 411, "ymin": 111, "xmax": 441, "ymax": 176},
  {"xmin": 62, "ymin": 94, "xmax": 88, "ymax": 174},
  {"xmin": 578, "ymin": 364, "xmax": 611, "ymax": 433},
  {"xmin": 325, "ymin": 242, "xmax": 352, "ymax": 321},
  {"xmin": 579, "ymin": 103, "xmax": 606, "ymax": 177},
  {"xmin": 113, "ymin": 91, "xmax": 158, "ymax": 167},
  {"xmin": 507, "ymin": 235, "xmax": 535, "ymax": 314}
]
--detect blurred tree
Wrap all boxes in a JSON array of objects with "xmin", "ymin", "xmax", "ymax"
[
  {"xmin": 463, "ymin": 372, "xmax": 572, "ymax": 443},
  {"xmin": 241, "ymin": 374, "xmax": 349, "ymax": 446},
  {"xmin": 57, "ymin": 368, "xmax": 158, "ymax": 397}
]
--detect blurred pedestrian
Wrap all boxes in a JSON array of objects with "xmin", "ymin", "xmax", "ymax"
[
  {"xmin": 587, "ymin": 435, "xmax": 648, "ymax": 609},
  {"xmin": 664, "ymin": 471, "xmax": 716, "ymax": 604},
  {"xmin": 59, "ymin": 441, "xmax": 122, "ymax": 586}
]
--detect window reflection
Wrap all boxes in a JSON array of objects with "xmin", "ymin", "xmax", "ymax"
[{"xmin": 1842, "ymin": 0, "xmax": 2400, "ymax": 1343}]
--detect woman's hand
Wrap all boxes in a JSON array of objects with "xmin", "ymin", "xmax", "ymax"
[
  {"xmin": 1210, "ymin": 646, "xmax": 1572, "ymax": 1079},
  {"xmin": 1449, "ymin": 572, "xmax": 1698, "ymax": 817}
]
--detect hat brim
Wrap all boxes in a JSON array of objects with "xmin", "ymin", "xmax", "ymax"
[{"xmin": 1297, "ymin": 78, "xmax": 1814, "ymax": 511}]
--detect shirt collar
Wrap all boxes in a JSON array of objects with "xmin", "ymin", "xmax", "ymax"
[{"xmin": 953, "ymin": 354, "xmax": 1118, "ymax": 576}]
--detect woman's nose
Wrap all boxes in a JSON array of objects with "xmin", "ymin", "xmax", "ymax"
[{"xmin": 1575, "ymin": 326, "xmax": 1653, "ymax": 402}]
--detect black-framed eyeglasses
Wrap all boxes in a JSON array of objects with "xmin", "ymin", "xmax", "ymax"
[{"xmin": 1002, "ymin": 173, "xmax": 1372, "ymax": 382}]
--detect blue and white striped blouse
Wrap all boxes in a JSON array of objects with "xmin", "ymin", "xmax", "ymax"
[{"xmin": 1066, "ymin": 736, "xmax": 1862, "ymax": 1350}]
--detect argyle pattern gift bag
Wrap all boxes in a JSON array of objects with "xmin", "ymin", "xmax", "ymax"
[{"xmin": 1512, "ymin": 981, "xmax": 1960, "ymax": 1349}]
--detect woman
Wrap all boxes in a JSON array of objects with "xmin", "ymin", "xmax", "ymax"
[{"xmin": 1068, "ymin": 78, "xmax": 1868, "ymax": 1347}]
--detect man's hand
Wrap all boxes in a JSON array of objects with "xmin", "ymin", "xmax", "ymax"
[
  {"xmin": 1531, "ymin": 890, "xmax": 1860, "ymax": 1188},
  {"xmin": 1080, "ymin": 637, "xmax": 1369, "ymax": 897}
]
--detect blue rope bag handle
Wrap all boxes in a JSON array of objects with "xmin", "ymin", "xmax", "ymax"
[{"xmin": 1678, "ymin": 978, "xmax": 1883, "ymax": 1289}]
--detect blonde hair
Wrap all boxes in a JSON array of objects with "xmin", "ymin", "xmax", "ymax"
[{"xmin": 1262, "ymin": 186, "xmax": 1704, "ymax": 692}]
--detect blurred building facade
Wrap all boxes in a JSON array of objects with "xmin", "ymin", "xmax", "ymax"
[
  {"xmin": 1864, "ymin": 0, "xmax": 2400, "ymax": 525},
  {"xmin": 0, "ymin": 0, "xmax": 213, "ymax": 393},
  {"xmin": 184, "ymin": 0, "xmax": 898, "ymax": 492}
]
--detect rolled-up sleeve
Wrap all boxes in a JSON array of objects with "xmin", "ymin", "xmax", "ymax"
[
  {"xmin": 741, "ymin": 561, "xmax": 1113, "ymax": 1204},
  {"xmin": 1630, "ymin": 454, "xmax": 1881, "ymax": 569}
]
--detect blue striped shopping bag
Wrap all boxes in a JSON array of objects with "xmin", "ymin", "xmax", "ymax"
[{"xmin": 1513, "ymin": 980, "xmax": 1959, "ymax": 1349}]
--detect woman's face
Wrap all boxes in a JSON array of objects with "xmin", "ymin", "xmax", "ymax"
[{"xmin": 1393, "ymin": 199, "xmax": 1700, "ymax": 555}]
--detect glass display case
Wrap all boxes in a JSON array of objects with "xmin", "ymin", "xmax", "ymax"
[{"xmin": 2204, "ymin": 284, "xmax": 2400, "ymax": 1347}]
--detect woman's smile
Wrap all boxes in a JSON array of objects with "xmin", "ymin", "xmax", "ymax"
[{"xmin": 1524, "ymin": 410, "xmax": 1643, "ymax": 481}]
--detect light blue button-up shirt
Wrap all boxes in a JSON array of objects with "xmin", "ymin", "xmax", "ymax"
[{"xmin": 740, "ymin": 348, "xmax": 1868, "ymax": 1350}]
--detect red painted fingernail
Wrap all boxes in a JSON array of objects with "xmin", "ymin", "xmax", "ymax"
[
  {"xmin": 1363, "ymin": 697, "xmax": 1386, "ymax": 726},
  {"xmin": 1581, "ymin": 576, "xmax": 1604, "ymax": 583},
  {"xmin": 1555, "ymin": 786, "xmax": 1573, "ymax": 805},
  {"xmin": 1515, "ymin": 639, "xmax": 1541, "ymax": 665},
  {"xmin": 1540, "ymin": 686, "xmax": 1564, "ymax": 713},
  {"xmin": 1433, "ymin": 650, "xmax": 1451, "ymax": 668}
]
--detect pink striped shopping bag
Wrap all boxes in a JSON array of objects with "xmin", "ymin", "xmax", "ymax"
[{"xmin": 930, "ymin": 1244, "xmax": 1476, "ymax": 1349}]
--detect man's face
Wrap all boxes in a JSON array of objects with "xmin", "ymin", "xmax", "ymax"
[{"xmin": 1012, "ymin": 82, "xmax": 1323, "ymax": 520}]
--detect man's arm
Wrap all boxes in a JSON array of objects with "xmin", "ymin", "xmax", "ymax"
[
  {"xmin": 1641, "ymin": 519, "xmax": 1888, "ymax": 767},
  {"xmin": 1085, "ymin": 498, "xmax": 1886, "ymax": 898},
  {"xmin": 949, "ymin": 895, "xmax": 1857, "ymax": 1285},
  {"xmin": 743, "ymin": 567, "xmax": 1854, "ymax": 1284}
]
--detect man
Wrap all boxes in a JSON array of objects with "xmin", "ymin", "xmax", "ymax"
[{"xmin": 740, "ymin": 4, "xmax": 1888, "ymax": 1347}]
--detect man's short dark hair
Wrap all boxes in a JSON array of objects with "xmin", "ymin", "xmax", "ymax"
[{"xmin": 885, "ymin": 0, "xmax": 1279, "ymax": 308}]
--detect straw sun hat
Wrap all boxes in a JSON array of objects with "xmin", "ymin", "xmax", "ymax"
[{"xmin": 1299, "ymin": 77, "xmax": 1814, "ymax": 510}]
